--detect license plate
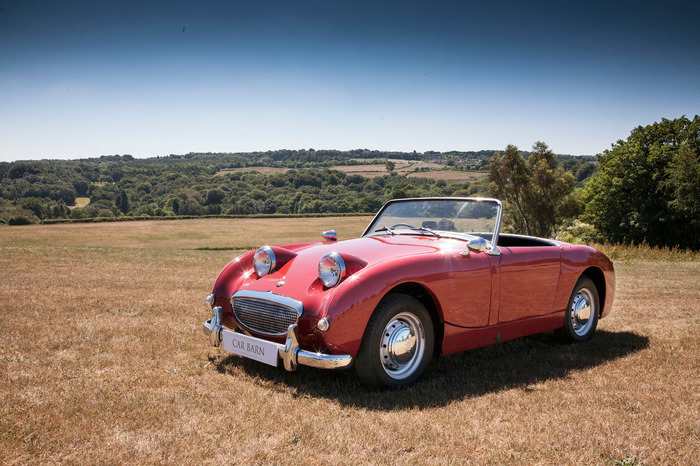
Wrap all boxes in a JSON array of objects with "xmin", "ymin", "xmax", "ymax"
[{"xmin": 221, "ymin": 330, "xmax": 280, "ymax": 367}]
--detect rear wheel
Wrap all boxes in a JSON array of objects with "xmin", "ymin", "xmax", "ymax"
[
  {"xmin": 355, "ymin": 294, "xmax": 434, "ymax": 388},
  {"xmin": 557, "ymin": 276, "xmax": 599, "ymax": 342}
]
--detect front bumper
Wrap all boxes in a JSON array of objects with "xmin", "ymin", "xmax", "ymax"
[{"xmin": 203, "ymin": 306, "xmax": 352, "ymax": 371}]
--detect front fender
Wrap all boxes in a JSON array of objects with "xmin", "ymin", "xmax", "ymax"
[
  {"xmin": 212, "ymin": 251, "xmax": 255, "ymax": 299},
  {"xmin": 319, "ymin": 250, "xmax": 491, "ymax": 357}
]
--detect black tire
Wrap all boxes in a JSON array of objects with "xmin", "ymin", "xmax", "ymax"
[
  {"xmin": 556, "ymin": 276, "xmax": 599, "ymax": 343},
  {"xmin": 355, "ymin": 294, "xmax": 434, "ymax": 388}
]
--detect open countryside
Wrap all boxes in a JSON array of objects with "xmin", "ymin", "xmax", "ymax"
[
  {"xmin": 214, "ymin": 159, "xmax": 485, "ymax": 183},
  {"xmin": 3, "ymin": 0, "xmax": 699, "ymax": 462},
  {"xmin": 1, "ymin": 219, "xmax": 698, "ymax": 464}
]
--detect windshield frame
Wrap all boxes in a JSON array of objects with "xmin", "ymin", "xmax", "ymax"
[{"xmin": 362, "ymin": 197, "xmax": 503, "ymax": 255}]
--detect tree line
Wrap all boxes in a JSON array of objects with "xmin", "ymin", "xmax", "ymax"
[
  {"xmin": 0, "ymin": 148, "xmax": 595, "ymax": 225},
  {"xmin": 2, "ymin": 116, "xmax": 697, "ymax": 249},
  {"xmin": 486, "ymin": 115, "xmax": 699, "ymax": 250},
  {"xmin": 0, "ymin": 151, "xmax": 496, "ymax": 224}
]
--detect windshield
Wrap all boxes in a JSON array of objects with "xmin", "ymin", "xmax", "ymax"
[{"xmin": 363, "ymin": 197, "xmax": 502, "ymax": 242}]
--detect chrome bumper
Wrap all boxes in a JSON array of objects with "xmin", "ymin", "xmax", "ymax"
[{"xmin": 203, "ymin": 306, "xmax": 352, "ymax": 371}]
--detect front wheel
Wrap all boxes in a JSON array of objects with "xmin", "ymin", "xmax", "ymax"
[
  {"xmin": 355, "ymin": 294, "xmax": 434, "ymax": 388},
  {"xmin": 556, "ymin": 276, "xmax": 599, "ymax": 343}
]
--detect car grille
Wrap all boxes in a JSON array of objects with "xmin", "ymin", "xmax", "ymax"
[{"xmin": 232, "ymin": 293, "xmax": 302, "ymax": 336}]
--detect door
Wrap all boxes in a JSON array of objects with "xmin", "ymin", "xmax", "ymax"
[
  {"xmin": 497, "ymin": 246, "xmax": 562, "ymax": 323},
  {"xmin": 433, "ymin": 250, "xmax": 494, "ymax": 328}
]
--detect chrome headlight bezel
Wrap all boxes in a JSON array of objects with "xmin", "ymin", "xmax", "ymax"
[
  {"xmin": 318, "ymin": 252, "xmax": 346, "ymax": 288},
  {"xmin": 253, "ymin": 246, "xmax": 276, "ymax": 278}
]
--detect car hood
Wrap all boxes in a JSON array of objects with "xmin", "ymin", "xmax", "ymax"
[
  {"xmin": 238, "ymin": 234, "xmax": 466, "ymax": 296},
  {"xmin": 313, "ymin": 234, "xmax": 451, "ymax": 261}
]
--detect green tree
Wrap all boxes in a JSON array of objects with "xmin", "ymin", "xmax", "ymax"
[
  {"xmin": 117, "ymin": 190, "xmax": 129, "ymax": 214},
  {"xmin": 490, "ymin": 145, "xmax": 531, "ymax": 233},
  {"xmin": 526, "ymin": 142, "xmax": 578, "ymax": 237},
  {"xmin": 583, "ymin": 116, "xmax": 700, "ymax": 249},
  {"xmin": 205, "ymin": 188, "xmax": 225, "ymax": 205},
  {"xmin": 490, "ymin": 142, "xmax": 578, "ymax": 237}
]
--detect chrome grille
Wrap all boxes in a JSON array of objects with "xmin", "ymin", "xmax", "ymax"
[{"xmin": 232, "ymin": 291, "xmax": 302, "ymax": 336}]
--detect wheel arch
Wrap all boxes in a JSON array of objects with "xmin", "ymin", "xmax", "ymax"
[
  {"xmin": 581, "ymin": 266, "xmax": 606, "ymax": 317},
  {"xmin": 384, "ymin": 282, "xmax": 444, "ymax": 356}
]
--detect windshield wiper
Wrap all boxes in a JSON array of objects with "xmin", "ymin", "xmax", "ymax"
[
  {"xmin": 374, "ymin": 225, "xmax": 396, "ymax": 235},
  {"xmin": 411, "ymin": 227, "xmax": 441, "ymax": 238}
]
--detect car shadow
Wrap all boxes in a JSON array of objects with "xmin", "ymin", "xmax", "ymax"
[{"xmin": 213, "ymin": 330, "xmax": 649, "ymax": 410}]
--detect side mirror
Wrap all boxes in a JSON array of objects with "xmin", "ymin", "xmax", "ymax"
[
  {"xmin": 322, "ymin": 230, "xmax": 337, "ymax": 242},
  {"xmin": 467, "ymin": 237, "xmax": 488, "ymax": 253}
]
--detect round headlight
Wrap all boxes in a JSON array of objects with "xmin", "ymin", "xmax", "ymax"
[
  {"xmin": 318, "ymin": 252, "xmax": 346, "ymax": 288},
  {"xmin": 253, "ymin": 246, "xmax": 276, "ymax": 278}
]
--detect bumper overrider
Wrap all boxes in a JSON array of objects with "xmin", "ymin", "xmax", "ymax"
[{"xmin": 203, "ymin": 306, "xmax": 353, "ymax": 371}]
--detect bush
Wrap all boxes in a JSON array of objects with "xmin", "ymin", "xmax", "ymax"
[
  {"xmin": 583, "ymin": 115, "xmax": 700, "ymax": 249},
  {"xmin": 8, "ymin": 215, "xmax": 34, "ymax": 225}
]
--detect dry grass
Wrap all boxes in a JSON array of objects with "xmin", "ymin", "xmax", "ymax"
[
  {"xmin": 1, "ymin": 219, "xmax": 698, "ymax": 464},
  {"xmin": 594, "ymin": 243, "xmax": 698, "ymax": 262},
  {"xmin": 407, "ymin": 171, "xmax": 487, "ymax": 182},
  {"xmin": 330, "ymin": 163, "xmax": 395, "ymax": 177},
  {"xmin": 215, "ymin": 167, "xmax": 292, "ymax": 176},
  {"xmin": 332, "ymin": 160, "xmax": 446, "ymax": 178},
  {"xmin": 0, "ymin": 217, "xmax": 373, "ymax": 250},
  {"xmin": 215, "ymin": 160, "xmax": 472, "ymax": 179}
]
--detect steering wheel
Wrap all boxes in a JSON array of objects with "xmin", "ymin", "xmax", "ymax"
[{"xmin": 391, "ymin": 223, "xmax": 415, "ymax": 229}]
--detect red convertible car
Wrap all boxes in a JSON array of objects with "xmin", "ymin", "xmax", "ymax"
[{"xmin": 203, "ymin": 197, "xmax": 615, "ymax": 388}]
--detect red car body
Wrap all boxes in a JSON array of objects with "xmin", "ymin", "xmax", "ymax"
[{"xmin": 203, "ymin": 198, "xmax": 615, "ymax": 387}]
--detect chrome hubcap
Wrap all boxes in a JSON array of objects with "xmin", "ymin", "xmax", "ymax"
[
  {"xmin": 570, "ymin": 288, "xmax": 594, "ymax": 336},
  {"xmin": 380, "ymin": 312, "xmax": 425, "ymax": 380}
]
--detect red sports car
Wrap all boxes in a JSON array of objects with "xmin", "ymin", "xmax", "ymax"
[{"xmin": 203, "ymin": 197, "xmax": 615, "ymax": 388}]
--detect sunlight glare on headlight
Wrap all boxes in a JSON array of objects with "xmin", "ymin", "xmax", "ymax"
[
  {"xmin": 318, "ymin": 252, "xmax": 346, "ymax": 288},
  {"xmin": 253, "ymin": 246, "xmax": 276, "ymax": 277}
]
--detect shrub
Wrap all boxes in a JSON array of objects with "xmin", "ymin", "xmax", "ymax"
[{"xmin": 8, "ymin": 215, "xmax": 34, "ymax": 225}]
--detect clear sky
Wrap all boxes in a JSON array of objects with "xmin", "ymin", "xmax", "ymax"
[{"xmin": 1, "ymin": 0, "xmax": 699, "ymax": 162}]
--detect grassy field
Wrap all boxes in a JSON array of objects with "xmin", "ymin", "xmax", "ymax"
[
  {"xmin": 215, "ymin": 167, "xmax": 292, "ymax": 176},
  {"xmin": 407, "ymin": 171, "xmax": 488, "ymax": 182},
  {"xmin": 0, "ymin": 217, "xmax": 373, "ymax": 251},
  {"xmin": 72, "ymin": 197, "xmax": 91, "ymax": 208},
  {"xmin": 214, "ymin": 161, "xmax": 484, "ymax": 182},
  {"xmin": 1, "ymin": 219, "xmax": 698, "ymax": 464}
]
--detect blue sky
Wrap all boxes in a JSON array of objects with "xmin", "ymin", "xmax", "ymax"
[{"xmin": 1, "ymin": 0, "xmax": 699, "ymax": 162}]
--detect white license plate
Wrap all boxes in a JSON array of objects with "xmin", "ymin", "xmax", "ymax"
[{"xmin": 221, "ymin": 330, "xmax": 280, "ymax": 367}]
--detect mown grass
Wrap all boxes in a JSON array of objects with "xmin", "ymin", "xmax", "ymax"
[
  {"xmin": 0, "ymin": 219, "xmax": 698, "ymax": 464},
  {"xmin": 72, "ymin": 197, "xmax": 90, "ymax": 208}
]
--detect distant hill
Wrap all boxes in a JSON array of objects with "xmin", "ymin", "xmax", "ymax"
[{"xmin": 0, "ymin": 149, "xmax": 596, "ymax": 224}]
